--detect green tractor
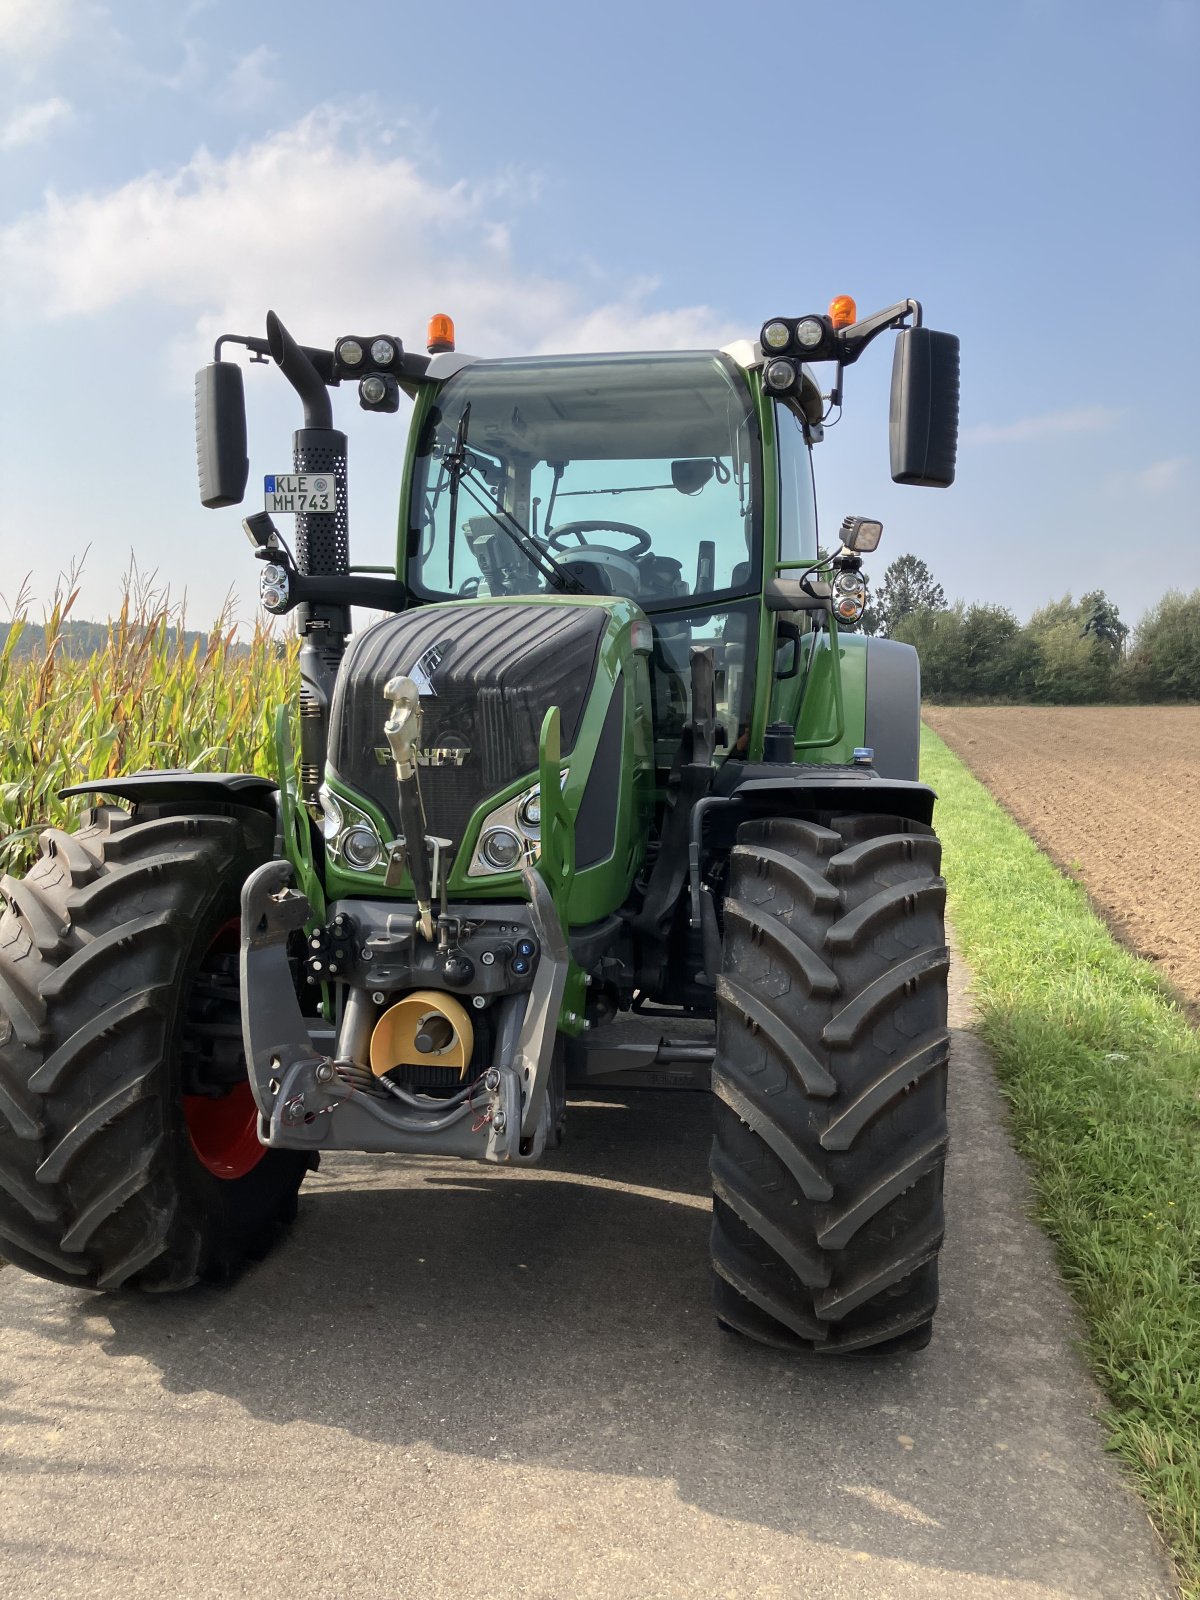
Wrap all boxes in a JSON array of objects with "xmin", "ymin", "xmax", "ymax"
[{"xmin": 0, "ymin": 296, "xmax": 958, "ymax": 1354}]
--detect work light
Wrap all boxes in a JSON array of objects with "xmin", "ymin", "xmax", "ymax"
[
  {"xmin": 760, "ymin": 319, "xmax": 792, "ymax": 352},
  {"xmin": 839, "ymin": 515, "xmax": 884, "ymax": 553},
  {"xmin": 359, "ymin": 373, "xmax": 400, "ymax": 412},
  {"xmin": 762, "ymin": 358, "xmax": 799, "ymax": 394}
]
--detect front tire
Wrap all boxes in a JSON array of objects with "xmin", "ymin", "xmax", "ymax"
[
  {"xmin": 711, "ymin": 812, "xmax": 950, "ymax": 1355},
  {"xmin": 0, "ymin": 805, "xmax": 309, "ymax": 1292}
]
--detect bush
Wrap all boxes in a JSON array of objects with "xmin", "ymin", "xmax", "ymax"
[
  {"xmin": 896, "ymin": 601, "xmax": 1031, "ymax": 700},
  {"xmin": 1022, "ymin": 595, "xmax": 1116, "ymax": 704},
  {"xmin": 1122, "ymin": 589, "xmax": 1200, "ymax": 701}
]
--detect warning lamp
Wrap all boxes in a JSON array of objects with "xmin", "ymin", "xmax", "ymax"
[
  {"xmin": 828, "ymin": 294, "xmax": 857, "ymax": 330},
  {"xmin": 427, "ymin": 313, "xmax": 456, "ymax": 354}
]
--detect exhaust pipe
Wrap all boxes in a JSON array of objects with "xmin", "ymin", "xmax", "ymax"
[{"xmin": 266, "ymin": 311, "xmax": 349, "ymax": 808}]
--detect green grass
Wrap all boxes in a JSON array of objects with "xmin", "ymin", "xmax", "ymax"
[{"xmin": 922, "ymin": 724, "xmax": 1200, "ymax": 1594}]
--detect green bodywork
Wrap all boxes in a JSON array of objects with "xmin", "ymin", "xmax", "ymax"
[
  {"xmin": 320, "ymin": 594, "xmax": 654, "ymax": 926},
  {"xmin": 284, "ymin": 359, "xmax": 866, "ymax": 1024}
]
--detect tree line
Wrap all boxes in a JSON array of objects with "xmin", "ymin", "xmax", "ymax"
[{"xmin": 859, "ymin": 556, "xmax": 1200, "ymax": 703}]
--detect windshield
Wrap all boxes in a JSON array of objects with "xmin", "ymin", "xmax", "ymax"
[
  {"xmin": 407, "ymin": 352, "xmax": 760, "ymax": 610},
  {"xmin": 776, "ymin": 403, "xmax": 819, "ymax": 563}
]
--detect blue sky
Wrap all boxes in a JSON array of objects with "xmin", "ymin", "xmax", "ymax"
[{"xmin": 1, "ymin": 0, "xmax": 1197, "ymax": 631}]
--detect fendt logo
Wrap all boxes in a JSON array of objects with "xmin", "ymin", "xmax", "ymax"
[{"xmin": 374, "ymin": 745, "xmax": 470, "ymax": 767}]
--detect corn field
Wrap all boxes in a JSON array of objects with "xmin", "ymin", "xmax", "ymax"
[{"xmin": 0, "ymin": 573, "xmax": 298, "ymax": 871}]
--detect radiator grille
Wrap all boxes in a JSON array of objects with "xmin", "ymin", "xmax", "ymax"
[{"xmin": 328, "ymin": 603, "xmax": 607, "ymax": 848}]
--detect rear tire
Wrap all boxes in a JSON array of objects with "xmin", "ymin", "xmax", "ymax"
[
  {"xmin": 0, "ymin": 806, "xmax": 309, "ymax": 1292},
  {"xmin": 711, "ymin": 812, "xmax": 949, "ymax": 1355}
]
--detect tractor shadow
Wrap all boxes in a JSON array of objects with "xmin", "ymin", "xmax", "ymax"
[{"xmin": 60, "ymin": 1065, "xmax": 1148, "ymax": 1595}]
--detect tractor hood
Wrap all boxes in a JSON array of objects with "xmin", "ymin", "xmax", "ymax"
[{"xmin": 327, "ymin": 598, "xmax": 615, "ymax": 864}]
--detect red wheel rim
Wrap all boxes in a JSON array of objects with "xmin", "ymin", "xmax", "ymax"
[{"xmin": 183, "ymin": 918, "xmax": 265, "ymax": 1180}]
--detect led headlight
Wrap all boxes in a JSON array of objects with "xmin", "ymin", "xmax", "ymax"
[
  {"xmin": 359, "ymin": 372, "xmax": 400, "ymax": 412},
  {"xmin": 370, "ymin": 337, "xmax": 396, "ymax": 366},
  {"xmin": 760, "ymin": 319, "xmax": 791, "ymax": 351},
  {"xmin": 832, "ymin": 570, "xmax": 867, "ymax": 623},
  {"xmin": 259, "ymin": 564, "xmax": 290, "ymax": 613},
  {"xmin": 317, "ymin": 783, "xmax": 344, "ymax": 842},
  {"xmin": 336, "ymin": 338, "xmax": 364, "ymax": 367},
  {"xmin": 516, "ymin": 792, "xmax": 542, "ymax": 831},
  {"xmin": 469, "ymin": 771, "xmax": 568, "ymax": 876},
  {"xmin": 340, "ymin": 824, "xmax": 383, "ymax": 870},
  {"xmin": 480, "ymin": 827, "xmax": 522, "ymax": 870},
  {"xmin": 794, "ymin": 316, "xmax": 826, "ymax": 349},
  {"xmin": 321, "ymin": 789, "xmax": 385, "ymax": 870},
  {"xmin": 763, "ymin": 358, "xmax": 799, "ymax": 393}
]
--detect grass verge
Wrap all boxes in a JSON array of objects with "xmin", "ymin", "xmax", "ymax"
[{"xmin": 922, "ymin": 724, "xmax": 1200, "ymax": 1594}]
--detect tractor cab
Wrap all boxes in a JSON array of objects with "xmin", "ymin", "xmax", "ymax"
[{"xmin": 404, "ymin": 348, "xmax": 818, "ymax": 767}]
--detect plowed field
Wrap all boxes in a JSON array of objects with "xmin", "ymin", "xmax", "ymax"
[{"xmin": 923, "ymin": 705, "xmax": 1200, "ymax": 1009}]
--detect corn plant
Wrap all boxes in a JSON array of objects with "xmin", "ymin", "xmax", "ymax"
[{"xmin": 0, "ymin": 569, "xmax": 298, "ymax": 870}]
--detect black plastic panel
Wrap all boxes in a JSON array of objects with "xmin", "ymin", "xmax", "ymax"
[
  {"xmin": 574, "ymin": 675, "xmax": 624, "ymax": 869},
  {"xmin": 329, "ymin": 603, "xmax": 608, "ymax": 846},
  {"xmin": 59, "ymin": 771, "xmax": 277, "ymax": 812},
  {"xmin": 864, "ymin": 637, "xmax": 921, "ymax": 780}
]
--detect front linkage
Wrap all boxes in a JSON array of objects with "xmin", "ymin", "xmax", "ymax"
[{"xmin": 240, "ymin": 856, "xmax": 567, "ymax": 1164}]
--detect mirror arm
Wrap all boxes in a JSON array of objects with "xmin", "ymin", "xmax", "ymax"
[
  {"xmin": 836, "ymin": 299, "xmax": 922, "ymax": 366},
  {"xmin": 214, "ymin": 331, "xmax": 340, "ymax": 386}
]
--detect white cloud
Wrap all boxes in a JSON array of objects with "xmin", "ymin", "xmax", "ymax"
[
  {"xmin": 220, "ymin": 45, "xmax": 279, "ymax": 111},
  {"xmin": 1132, "ymin": 456, "xmax": 1188, "ymax": 494},
  {"xmin": 0, "ymin": 108, "xmax": 734, "ymax": 361},
  {"xmin": 0, "ymin": 0, "xmax": 75, "ymax": 56},
  {"xmin": 0, "ymin": 95, "xmax": 73, "ymax": 150},
  {"xmin": 963, "ymin": 405, "xmax": 1122, "ymax": 445}
]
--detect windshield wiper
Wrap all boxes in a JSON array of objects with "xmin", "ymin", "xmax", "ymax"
[{"xmin": 444, "ymin": 407, "xmax": 584, "ymax": 595}]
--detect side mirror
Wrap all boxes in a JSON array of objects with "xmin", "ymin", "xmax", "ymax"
[
  {"xmin": 195, "ymin": 361, "xmax": 249, "ymax": 508},
  {"xmin": 889, "ymin": 327, "xmax": 959, "ymax": 488}
]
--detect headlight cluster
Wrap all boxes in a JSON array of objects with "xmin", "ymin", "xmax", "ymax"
[
  {"xmin": 318, "ymin": 784, "xmax": 386, "ymax": 873},
  {"xmin": 333, "ymin": 334, "xmax": 403, "ymax": 413},
  {"xmin": 468, "ymin": 772, "xmax": 567, "ymax": 878},
  {"xmin": 832, "ymin": 568, "xmax": 868, "ymax": 624},
  {"xmin": 259, "ymin": 562, "xmax": 290, "ymax": 613},
  {"xmin": 758, "ymin": 314, "xmax": 839, "ymax": 380}
]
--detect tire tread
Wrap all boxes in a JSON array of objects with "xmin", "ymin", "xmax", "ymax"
[{"xmin": 711, "ymin": 809, "xmax": 950, "ymax": 1355}]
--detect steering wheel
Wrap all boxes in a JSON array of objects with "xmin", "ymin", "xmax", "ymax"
[{"xmin": 547, "ymin": 520, "xmax": 652, "ymax": 556}]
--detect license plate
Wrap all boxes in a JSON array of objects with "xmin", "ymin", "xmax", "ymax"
[{"xmin": 264, "ymin": 474, "xmax": 335, "ymax": 514}]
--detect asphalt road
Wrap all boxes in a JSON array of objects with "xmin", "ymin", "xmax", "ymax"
[{"xmin": 0, "ymin": 969, "xmax": 1177, "ymax": 1599}]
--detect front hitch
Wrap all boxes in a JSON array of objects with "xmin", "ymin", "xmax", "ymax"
[{"xmin": 239, "ymin": 860, "xmax": 568, "ymax": 1163}]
